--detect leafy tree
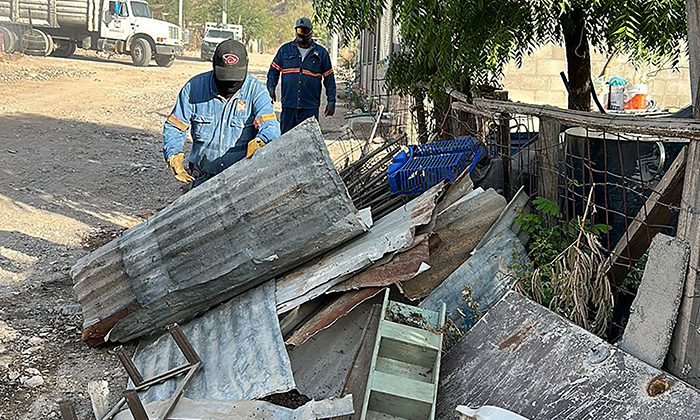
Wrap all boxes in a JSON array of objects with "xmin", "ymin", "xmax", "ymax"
[
  {"xmin": 530, "ymin": 0, "xmax": 687, "ymax": 110},
  {"xmin": 313, "ymin": 0, "xmax": 687, "ymax": 121}
]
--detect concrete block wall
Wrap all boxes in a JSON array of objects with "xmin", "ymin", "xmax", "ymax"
[{"xmin": 502, "ymin": 44, "xmax": 691, "ymax": 110}]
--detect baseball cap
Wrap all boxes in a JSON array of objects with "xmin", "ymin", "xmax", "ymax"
[
  {"xmin": 213, "ymin": 39, "xmax": 249, "ymax": 82},
  {"xmin": 295, "ymin": 17, "xmax": 312, "ymax": 30}
]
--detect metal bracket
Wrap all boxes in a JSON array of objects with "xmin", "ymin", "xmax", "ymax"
[{"xmin": 59, "ymin": 324, "xmax": 202, "ymax": 420}]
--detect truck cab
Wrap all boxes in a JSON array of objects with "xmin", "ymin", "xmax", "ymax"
[
  {"xmin": 200, "ymin": 23, "xmax": 243, "ymax": 61},
  {"xmin": 101, "ymin": 0, "xmax": 182, "ymax": 66}
]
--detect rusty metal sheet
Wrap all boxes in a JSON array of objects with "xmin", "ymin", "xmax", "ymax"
[
  {"xmin": 275, "ymin": 184, "xmax": 442, "ymax": 314},
  {"xmin": 329, "ymin": 239, "xmax": 430, "ymax": 293},
  {"xmin": 402, "ymin": 188, "xmax": 506, "ymax": 300},
  {"xmin": 437, "ymin": 291, "xmax": 700, "ymax": 420},
  {"xmin": 130, "ymin": 281, "xmax": 295, "ymax": 404},
  {"xmin": 421, "ymin": 229, "xmax": 525, "ymax": 332},
  {"xmin": 113, "ymin": 395, "xmax": 355, "ymax": 420},
  {"xmin": 286, "ymin": 288, "xmax": 384, "ymax": 346},
  {"xmin": 72, "ymin": 119, "xmax": 369, "ymax": 345},
  {"xmin": 288, "ymin": 303, "xmax": 374, "ymax": 400},
  {"xmin": 336, "ymin": 304, "xmax": 382, "ymax": 420}
]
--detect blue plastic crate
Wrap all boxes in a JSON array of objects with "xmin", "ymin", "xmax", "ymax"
[
  {"xmin": 388, "ymin": 138, "xmax": 483, "ymax": 194},
  {"xmin": 410, "ymin": 137, "xmax": 479, "ymax": 156}
]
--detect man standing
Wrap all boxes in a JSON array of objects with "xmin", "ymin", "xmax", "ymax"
[
  {"xmin": 267, "ymin": 17, "xmax": 336, "ymax": 134},
  {"xmin": 163, "ymin": 39, "xmax": 280, "ymax": 187}
]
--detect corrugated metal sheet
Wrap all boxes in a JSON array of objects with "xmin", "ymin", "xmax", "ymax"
[
  {"xmin": 288, "ymin": 303, "xmax": 375, "ymax": 400},
  {"xmin": 130, "ymin": 281, "xmax": 295, "ymax": 404},
  {"xmin": 437, "ymin": 291, "xmax": 700, "ymax": 420},
  {"xmin": 329, "ymin": 239, "xmax": 430, "ymax": 292},
  {"xmin": 72, "ymin": 119, "xmax": 369, "ymax": 345},
  {"xmin": 275, "ymin": 183, "xmax": 442, "ymax": 314},
  {"xmin": 421, "ymin": 230, "xmax": 526, "ymax": 332},
  {"xmin": 286, "ymin": 288, "xmax": 384, "ymax": 346},
  {"xmin": 113, "ymin": 395, "xmax": 354, "ymax": 420},
  {"xmin": 402, "ymin": 188, "xmax": 506, "ymax": 300}
]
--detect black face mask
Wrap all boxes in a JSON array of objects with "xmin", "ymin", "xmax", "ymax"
[
  {"xmin": 296, "ymin": 34, "xmax": 312, "ymax": 48},
  {"xmin": 214, "ymin": 77, "xmax": 244, "ymax": 97}
]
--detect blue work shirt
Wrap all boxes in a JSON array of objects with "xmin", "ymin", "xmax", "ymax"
[
  {"xmin": 162, "ymin": 72, "xmax": 280, "ymax": 176},
  {"xmin": 267, "ymin": 41, "xmax": 336, "ymax": 110}
]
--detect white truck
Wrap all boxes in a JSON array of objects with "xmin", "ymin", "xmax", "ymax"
[
  {"xmin": 200, "ymin": 22, "xmax": 242, "ymax": 61},
  {"xmin": 0, "ymin": 0, "xmax": 182, "ymax": 67}
]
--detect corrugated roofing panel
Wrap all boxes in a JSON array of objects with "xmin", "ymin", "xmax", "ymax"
[{"xmin": 130, "ymin": 281, "xmax": 295, "ymax": 404}]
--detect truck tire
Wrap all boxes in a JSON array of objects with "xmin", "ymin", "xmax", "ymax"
[
  {"xmin": 23, "ymin": 29, "xmax": 53, "ymax": 56},
  {"xmin": 0, "ymin": 27, "xmax": 17, "ymax": 53},
  {"xmin": 131, "ymin": 38, "xmax": 151, "ymax": 67},
  {"xmin": 155, "ymin": 54, "xmax": 174, "ymax": 67},
  {"xmin": 51, "ymin": 40, "xmax": 76, "ymax": 58}
]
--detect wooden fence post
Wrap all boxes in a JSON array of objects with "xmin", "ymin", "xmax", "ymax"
[
  {"xmin": 667, "ymin": 0, "xmax": 700, "ymax": 386},
  {"xmin": 537, "ymin": 118, "xmax": 561, "ymax": 208}
]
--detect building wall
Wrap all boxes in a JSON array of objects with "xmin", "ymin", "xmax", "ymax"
[{"xmin": 501, "ymin": 44, "xmax": 691, "ymax": 111}]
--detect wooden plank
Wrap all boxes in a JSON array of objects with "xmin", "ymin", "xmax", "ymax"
[
  {"xmin": 370, "ymin": 371, "xmax": 435, "ymax": 404},
  {"xmin": 607, "ymin": 146, "xmax": 687, "ymax": 284},
  {"xmin": 449, "ymin": 92, "xmax": 700, "ymax": 140},
  {"xmin": 668, "ymin": 0, "xmax": 700, "ymax": 385},
  {"xmin": 437, "ymin": 291, "xmax": 700, "ymax": 419},
  {"xmin": 537, "ymin": 118, "xmax": 561, "ymax": 208},
  {"xmin": 71, "ymin": 119, "xmax": 368, "ymax": 345},
  {"xmin": 375, "ymin": 356, "xmax": 433, "ymax": 383},
  {"xmin": 379, "ymin": 322, "xmax": 441, "ymax": 351}
]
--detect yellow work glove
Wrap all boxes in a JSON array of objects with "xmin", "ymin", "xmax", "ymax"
[
  {"xmin": 246, "ymin": 137, "xmax": 266, "ymax": 159},
  {"xmin": 166, "ymin": 153, "xmax": 195, "ymax": 183}
]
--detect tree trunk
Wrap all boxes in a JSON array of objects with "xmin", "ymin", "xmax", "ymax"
[
  {"xmin": 562, "ymin": 7, "xmax": 592, "ymax": 111},
  {"xmin": 413, "ymin": 90, "xmax": 429, "ymax": 143}
]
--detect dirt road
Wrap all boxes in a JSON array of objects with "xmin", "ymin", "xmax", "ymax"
[{"xmin": 0, "ymin": 50, "xmax": 346, "ymax": 419}]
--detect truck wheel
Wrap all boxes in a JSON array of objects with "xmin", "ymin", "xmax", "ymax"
[
  {"xmin": 155, "ymin": 54, "xmax": 174, "ymax": 67},
  {"xmin": 23, "ymin": 29, "xmax": 53, "ymax": 56},
  {"xmin": 51, "ymin": 41, "xmax": 76, "ymax": 57},
  {"xmin": 131, "ymin": 38, "xmax": 152, "ymax": 67},
  {"xmin": 0, "ymin": 27, "xmax": 17, "ymax": 53}
]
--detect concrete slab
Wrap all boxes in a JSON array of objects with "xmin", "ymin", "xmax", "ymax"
[{"xmin": 618, "ymin": 233, "xmax": 690, "ymax": 368}]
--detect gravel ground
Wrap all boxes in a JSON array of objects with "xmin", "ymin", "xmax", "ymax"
[{"xmin": 0, "ymin": 48, "xmax": 348, "ymax": 420}]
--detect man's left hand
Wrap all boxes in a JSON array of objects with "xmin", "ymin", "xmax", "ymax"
[
  {"xmin": 324, "ymin": 107, "xmax": 335, "ymax": 117},
  {"xmin": 246, "ymin": 137, "xmax": 266, "ymax": 159}
]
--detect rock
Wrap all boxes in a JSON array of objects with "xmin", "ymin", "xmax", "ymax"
[
  {"xmin": 27, "ymin": 337, "xmax": 43, "ymax": 346},
  {"xmin": 23, "ymin": 375, "xmax": 44, "ymax": 388},
  {"xmin": 0, "ymin": 321, "xmax": 18, "ymax": 344},
  {"xmin": 22, "ymin": 346, "xmax": 42, "ymax": 354},
  {"xmin": 8, "ymin": 370, "xmax": 20, "ymax": 381},
  {"xmin": 25, "ymin": 367, "xmax": 40, "ymax": 375}
]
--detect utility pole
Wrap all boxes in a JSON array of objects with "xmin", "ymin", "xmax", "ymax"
[
  {"xmin": 178, "ymin": 0, "xmax": 183, "ymax": 40},
  {"xmin": 222, "ymin": 0, "xmax": 227, "ymax": 24}
]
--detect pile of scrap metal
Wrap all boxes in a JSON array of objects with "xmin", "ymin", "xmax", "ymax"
[
  {"xmin": 64, "ymin": 117, "xmax": 531, "ymax": 420},
  {"xmin": 65, "ymin": 117, "xmax": 700, "ymax": 420}
]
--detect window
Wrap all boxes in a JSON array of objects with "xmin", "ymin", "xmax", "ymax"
[
  {"xmin": 130, "ymin": 2, "xmax": 152, "ymax": 18},
  {"xmin": 206, "ymin": 30, "xmax": 235, "ymax": 39},
  {"xmin": 109, "ymin": 1, "xmax": 129, "ymax": 17}
]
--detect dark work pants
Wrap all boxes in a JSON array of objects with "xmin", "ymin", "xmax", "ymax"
[{"xmin": 280, "ymin": 107, "xmax": 319, "ymax": 134}]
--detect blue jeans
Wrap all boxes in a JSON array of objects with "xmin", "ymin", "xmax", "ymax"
[{"xmin": 280, "ymin": 107, "xmax": 319, "ymax": 134}]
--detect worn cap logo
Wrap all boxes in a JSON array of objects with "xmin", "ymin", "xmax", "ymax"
[{"xmin": 222, "ymin": 54, "xmax": 239, "ymax": 65}]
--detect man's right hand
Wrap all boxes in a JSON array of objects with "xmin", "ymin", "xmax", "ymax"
[
  {"xmin": 269, "ymin": 91, "xmax": 276, "ymax": 103},
  {"xmin": 167, "ymin": 153, "xmax": 195, "ymax": 183}
]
